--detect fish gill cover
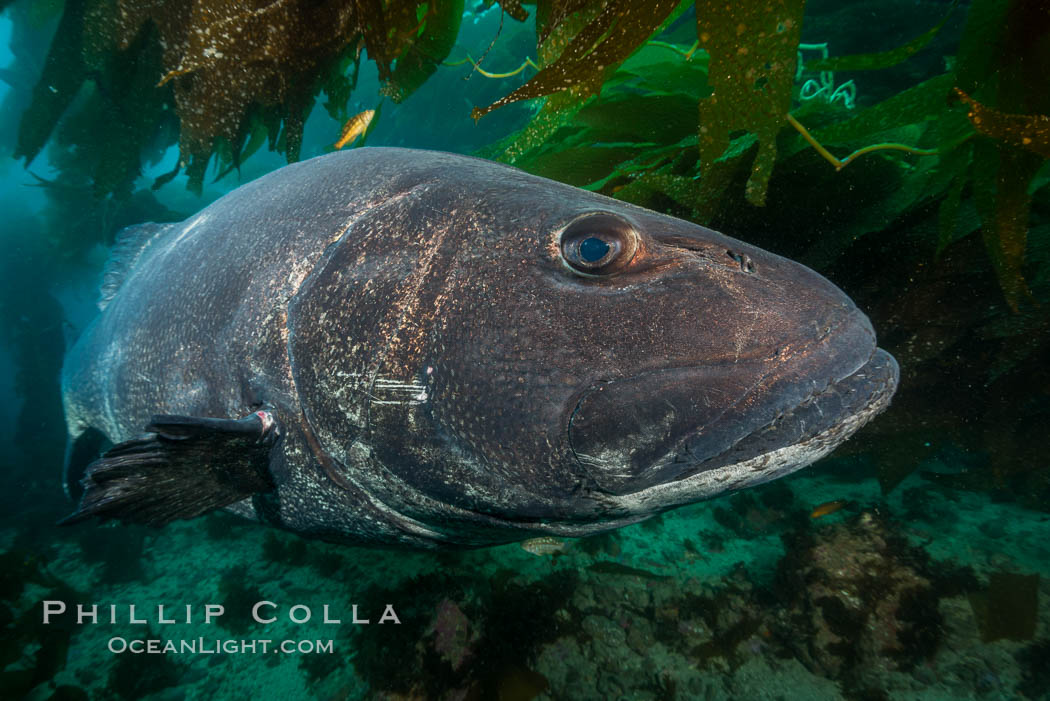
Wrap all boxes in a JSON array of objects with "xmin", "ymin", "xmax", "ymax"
[{"xmin": 1, "ymin": 0, "xmax": 1049, "ymax": 699}]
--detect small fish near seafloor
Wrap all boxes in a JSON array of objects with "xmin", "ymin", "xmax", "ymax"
[
  {"xmin": 809, "ymin": 499, "xmax": 849, "ymax": 519},
  {"xmin": 333, "ymin": 110, "xmax": 375, "ymax": 149},
  {"xmin": 60, "ymin": 147, "xmax": 899, "ymax": 549},
  {"xmin": 521, "ymin": 537, "xmax": 566, "ymax": 556}
]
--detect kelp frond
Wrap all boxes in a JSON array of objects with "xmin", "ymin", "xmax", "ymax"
[
  {"xmin": 694, "ymin": 0, "xmax": 805, "ymax": 206},
  {"xmin": 15, "ymin": 0, "xmax": 467, "ymax": 194},
  {"xmin": 471, "ymin": 0, "xmax": 683, "ymax": 120},
  {"xmin": 953, "ymin": 88, "xmax": 1050, "ymax": 160}
]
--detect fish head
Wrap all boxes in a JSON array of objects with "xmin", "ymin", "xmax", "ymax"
[
  {"xmin": 546, "ymin": 206, "xmax": 900, "ymax": 512},
  {"xmin": 289, "ymin": 151, "xmax": 898, "ymax": 544},
  {"xmin": 414, "ymin": 166, "xmax": 896, "ymax": 530}
]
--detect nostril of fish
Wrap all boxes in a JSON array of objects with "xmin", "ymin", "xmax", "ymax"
[{"xmin": 726, "ymin": 250, "xmax": 756, "ymax": 273}]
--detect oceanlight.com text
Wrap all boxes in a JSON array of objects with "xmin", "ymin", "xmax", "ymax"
[{"xmin": 107, "ymin": 637, "xmax": 335, "ymax": 655}]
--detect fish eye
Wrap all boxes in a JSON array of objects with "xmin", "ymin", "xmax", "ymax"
[{"xmin": 559, "ymin": 213, "xmax": 637, "ymax": 276}]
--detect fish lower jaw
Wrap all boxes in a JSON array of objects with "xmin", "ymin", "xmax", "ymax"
[{"xmin": 602, "ymin": 348, "xmax": 899, "ymax": 517}]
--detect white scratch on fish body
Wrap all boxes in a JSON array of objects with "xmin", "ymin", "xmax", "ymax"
[
  {"xmin": 371, "ymin": 376, "xmax": 429, "ymax": 405},
  {"xmin": 167, "ymin": 212, "xmax": 210, "ymax": 249}
]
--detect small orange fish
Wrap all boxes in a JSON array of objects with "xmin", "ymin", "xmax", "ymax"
[
  {"xmin": 810, "ymin": 499, "xmax": 848, "ymax": 519},
  {"xmin": 333, "ymin": 109, "xmax": 375, "ymax": 149},
  {"xmin": 520, "ymin": 537, "xmax": 565, "ymax": 556}
]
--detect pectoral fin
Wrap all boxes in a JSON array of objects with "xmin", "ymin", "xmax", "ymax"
[{"xmin": 61, "ymin": 410, "xmax": 279, "ymax": 527}]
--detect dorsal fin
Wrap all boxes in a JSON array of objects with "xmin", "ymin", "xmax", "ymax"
[{"xmin": 99, "ymin": 222, "xmax": 175, "ymax": 310}]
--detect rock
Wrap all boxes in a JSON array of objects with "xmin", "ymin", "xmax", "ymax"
[{"xmin": 775, "ymin": 510, "xmax": 943, "ymax": 679}]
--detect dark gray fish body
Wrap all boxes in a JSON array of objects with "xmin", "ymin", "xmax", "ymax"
[{"xmin": 62, "ymin": 147, "xmax": 898, "ymax": 548}]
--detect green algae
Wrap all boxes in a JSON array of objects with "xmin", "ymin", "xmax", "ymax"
[
  {"xmin": 471, "ymin": 0, "xmax": 681, "ymax": 121},
  {"xmin": 383, "ymin": 0, "xmax": 465, "ymax": 103},
  {"xmin": 15, "ymin": 0, "xmax": 464, "ymax": 196},
  {"xmin": 695, "ymin": 0, "xmax": 805, "ymax": 207},
  {"xmin": 807, "ymin": 1, "xmax": 958, "ymax": 73},
  {"xmin": 952, "ymin": 0, "xmax": 1050, "ymax": 311},
  {"xmin": 469, "ymin": 0, "xmax": 1047, "ymax": 316}
]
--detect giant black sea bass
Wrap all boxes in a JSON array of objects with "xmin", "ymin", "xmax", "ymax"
[{"xmin": 61, "ymin": 148, "xmax": 899, "ymax": 548}]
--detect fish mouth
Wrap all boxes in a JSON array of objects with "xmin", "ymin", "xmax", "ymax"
[
  {"xmin": 664, "ymin": 348, "xmax": 898, "ymax": 485},
  {"xmin": 567, "ymin": 312, "xmax": 899, "ymax": 502}
]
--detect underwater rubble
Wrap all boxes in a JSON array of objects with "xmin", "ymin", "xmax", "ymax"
[{"xmin": 339, "ymin": 487, "xmax": 1045, "ymax": 701}]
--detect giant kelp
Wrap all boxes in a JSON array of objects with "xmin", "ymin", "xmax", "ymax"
[
  {"xmin": 806, "ymin": 0, "xmax": 958, "ymax": 73},
  {"xmin": 470, "ymin": 0, "xmax": 1048, "ymax": 314},
  {"xmin": 12, "ymin": 0, "xmax": 465, "ymax": 194},
  {"xmin": 694, "ymin": 0, "xmax": 804, "ymax": 207},
  {"xmin": 11, "ymin": 0, "xmax": 1049, "ymax": 261},
  {"xmin": 953, "ymin": 0, "xmax": 1050, "ymax": 312},
  {"xmin": 471, "ymin": 0, "xmax": 682, "ymax": 120}
]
